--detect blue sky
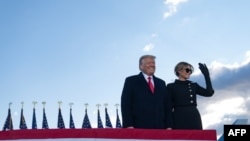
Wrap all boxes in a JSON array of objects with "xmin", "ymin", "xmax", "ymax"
[{"xmin": 1, "ymin": 0, "xmax": 250, "ymax": 139}]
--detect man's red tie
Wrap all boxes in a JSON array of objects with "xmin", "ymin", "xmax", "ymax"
[{"xmin": 148, "ymin": 76, "xmax": 154, "ymax": 93}]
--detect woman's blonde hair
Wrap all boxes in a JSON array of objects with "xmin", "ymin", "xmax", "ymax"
[{"xmin": 174, "ymin": 61, "xmax": 194, "ymax": 76}]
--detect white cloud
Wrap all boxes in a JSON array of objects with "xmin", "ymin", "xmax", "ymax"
[
  {"xmin": 209, "ymin": 51, "xmax": 250, "ymax": 80},
  {"xmin": 243, "ymin": 50, "xmax": 250, "ymax": 65},
  {"xmin": 163, "ymin": 0, "xmax": 188, "ymax": 19},
  {"xmin": 200, "ymin": 89, "xmax": 250, "ymax": 138},
  {"xmin": 143, "ymin": 43, "xmax": 154, "ymax": 52},
  {"xmin": 202, "ymin": 97, "xmax": 246, "ymax": 127},
  {"xmin": 192, "ymin": 51, "xmax": 250, "ymax": 139}
]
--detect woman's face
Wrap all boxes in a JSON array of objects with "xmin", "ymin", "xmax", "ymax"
[{"xmin": 178, "ymin": 65, "xmax": 193, "ymax": 80}]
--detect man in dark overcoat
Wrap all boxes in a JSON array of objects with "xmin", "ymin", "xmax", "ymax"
[{"xmin": 121, "ymin": 55, "xmax": 169, "ymax": 129}]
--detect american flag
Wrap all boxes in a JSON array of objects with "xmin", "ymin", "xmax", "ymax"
[
  {"xmin": 97, "ymin": 109, "xmax": 103, "ymax": 128},
  {"xmin": 2, "ymin": 108, "xmax": 13, "ymax": 131},
  {"xmin": 19, "ymin": 108, "xmax": 27, "ymax": 129},
  {"xmin": 115, "ymin": 108, "xmax": 122, "ymax": 128},
  {"xmin": 57, "ymin": 108, "xmax": 65, "ymax": 129},
  {"xmin": 82, "ymin": 109, "xmax": 91, "ymax": 128},
  {"xmin": 32, "ymin": 108, "xmax": 37, "ymax": 129},
  {"xmin": 105, "ymin": 108, "xmax": 113, "ymax": 128},
  {"xmin": 42, "ymin": 108, "xmax": 49, "ymax": 129},
  {"xmin": 69, "ymin": 108, "xmax": 75, "ymax": 129}
]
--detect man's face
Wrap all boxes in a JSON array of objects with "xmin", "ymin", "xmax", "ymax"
[{"xmin": 140, "ymin": 57, "xmax": 155, "ymax": 76}]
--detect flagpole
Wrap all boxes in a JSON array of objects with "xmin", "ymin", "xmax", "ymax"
[
  {"xmin": 84, "ymin": 103, "xmax": 88, "ymax": 110},
  {"xmin": 58, "ymin": 101, "xmax": 62, "ymax": 108},
  {"xmin": 42, "ymin": 101, "xmax": 46, "ymax": 108},
  {"xmin": 69, "ymin": 102, "xmax": 75, "ymax": 129},
  {"xmin": 96, "ymin": 104, "xmax": 103, "ymax": 128},
  {"xmin": 104, "ymin": 103, "xmax": 108, "ymax": 108},
  {"xmin": 20, "ymin": 101, "xmax": 27, "ymax": 129},
  {"xmin": 9, "ymin": 102, "xmax": 12, "ymax": 109},
  {"xmin": 32, "ymin": 101, "xmax": 37, "ymax": 108},
  {"xmin": 9, "ymin": 102, "xmax": 13, "ymax": 130},
  {"xmin": 57, "ymin": 101, "xmax": 65, "ymax": 129},
  {"xmin": 84, "ymin": 103, "xmax": 89, "ymax": 115},
  {"xmin": 115, "ymin": 103, "xmax": 122, "ymax": 128},
  {"xmin": 42, "ymin": 101, "xmax": 49, "ymax": 129},
  {"xmin": 96, "ymin": 104, "xmax": 101, "ymax": 109},
  {"xmin": 104, "ymin": 103, "xmax": 113, "ymax": 128},
  {"xmin": 104, "ymin": 103, "xmax": 108, "ymax": 128},
  {"xmin": 115, "ymin": 103, "xmax": 119, "ymax": 117},
  {"xmin": 21, "ymin": 101, "xmax": 24, "ymax": 109},
  {"xmin": 32, "ymin": 101, "xmax": 37, "ymax": 129},
  {"xmin": 82, "ymin": 103, "xmax": 91, "ymax": 128},
  {"xmin": 3, "ymin": 102, "xmax": 13, "ymax": 130},
  {"xmin": 9, "ymin": 102, "xmax": 12, "ymax": 130},
  {"xmin": 115, "ymin": 104, "xmax": 119, "ymax": 109},
  {"xmin": 69, "ymin": 102, "xmax": 73, "ymax": 109}
]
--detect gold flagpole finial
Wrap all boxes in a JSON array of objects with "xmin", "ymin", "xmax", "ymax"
[
  {"xmin": 104, "ymin": 103, "xmax": 108, "ymax": 108},
  {"xmin": 96, "ymin": 104, "xmax": 101, "ymax": 109},
  {"xmin": 115, "ymin": 104, "xmax": 119, "ymax": 109},
  {"xmin": 21, "ymin": 101, "xmax": 24, "ymax": 109},
  {"xmin": 32, "ymin": 101, "xmax": 37, "ymax": 108},
  {"xmin": 69, "ymin": 102, "xmax": 73, "ymax": 108},
  {"xmin": 58, "ymin": 101, "xmax": 62, "ymax": 108},
  {"xmin": 42, "ymin": 101, "xmax": 46, "ymax": 108},
  {"xmin": 84, "ymin": 103, "xmax": 88, "ymax": 109},
  {"xmin": 9, "ymin": 102, "xmax": 12, "ymax": 109}
]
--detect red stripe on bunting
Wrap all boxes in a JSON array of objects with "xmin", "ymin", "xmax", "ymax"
[{"xmin": 0, "ymin": 128, "xmax": 217, "ymax": 140}]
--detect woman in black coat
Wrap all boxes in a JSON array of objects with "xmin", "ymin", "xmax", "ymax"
[{"xmin": 166, "ymin": 62, "xmax": 214, "ymax": 129}]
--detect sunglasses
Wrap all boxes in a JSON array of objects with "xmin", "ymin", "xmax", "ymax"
[{"xmin": 184, "ymin": 68, "xmax": 193, "ymax": 73}]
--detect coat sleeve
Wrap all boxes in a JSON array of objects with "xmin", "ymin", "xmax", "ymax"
[
  {"xmin": 197, "ymin": 67, "xmax": 214, "ymax": 96},
  {"xmin": 196, "ymin": 82, "xmax": 214, "ymax": 97}
]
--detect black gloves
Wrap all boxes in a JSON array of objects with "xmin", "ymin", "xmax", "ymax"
[
  {"xmin": 198, "ymin": 63, "xmax": 209, "ymax": 78},
  {"xmin": 199, "ymin": 63, "xmax": 214, "ymax": 95}
]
